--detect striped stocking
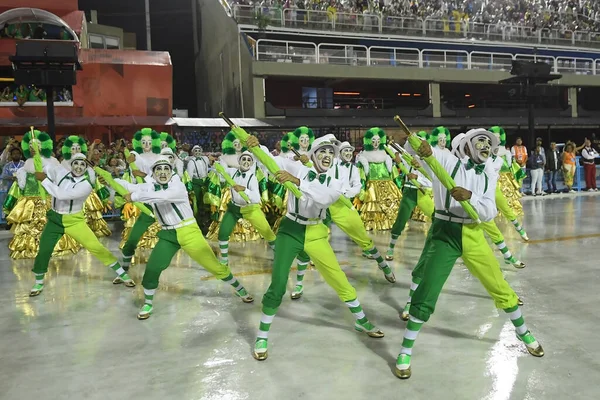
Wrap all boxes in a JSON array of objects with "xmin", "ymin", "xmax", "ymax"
[
  {"xmin": 505, "ymin": 305, "xmax": 528, "ymax": 335},
  {"xmin": 389, "ymin": 234, "xmax": 400, "ymax": 250},
  {"xmin": 295, "ymin": 260, "xmax": 309, "ymax": 287},
  {"xmin": 399, "ymin": 316, "xmax": 425, "ymax": 356},
  {"xmin": 221, "ymin": 273, "xmax": 248, "ymax": 297},
  {"xmin": 366, "ymin": 246, "xmax": 393, "ymax": 275},
  {"xmin": 121, "ymin": 254, "xmax": 132, "ymax": 271},
  {"xmin": 494, "ymin": 240, "xmax": 513, "ymax": 261},
  {"xmin": 110, "ymin": 262, "xmax": 131, "ymax": 281},
  {"xmin": 219, "ymin": 240, "xmax": 229, "ymax": 264}
]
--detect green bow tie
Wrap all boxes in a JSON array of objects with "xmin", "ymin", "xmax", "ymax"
[
  {"xmin": 466, "ymin": 159, "xmax": 485, "ymax": 174},
  {"xmin": 154, "ymin": 183, "xmax": 169, "ymax": 190},
  {"xmin": 341, "ymin": 162, "xmax": 351, "ymax": 167},
  {"xmin": 240, "ymin": 172, "xmax": 246, "ymax": 178},
  {"xmin": 308, "ymin": 170, "xmax": 327, "ymax": 184}
]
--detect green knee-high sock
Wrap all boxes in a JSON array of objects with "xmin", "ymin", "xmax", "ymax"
[
  {"xmin": 407, "ymin": 276, "xmax": 421, "ymax": 304},
  {"xmin": 256, "ymin": 306, "xmax": 277, "ymax": 343},
  {"xmin": 32, "ymin": 273, "xmax": 45, "ymax": 290},
  {"xmin": 219, "ymin": 240, "xmax": 229, "ymax": 264},
  {"xmin": 144, "ymin": 288, "xmax": 155, "ymax": 305},
  {"xmin": 121, "ymin": 254, "xmax": 133, "ymax": 271},
  {"xmin": 389, "ymin": 234, "xmax": 400, "ymax": 250},
  {"xmin": 295, "ymin": 260, "xmax": 309, "ymax": 287},
  {"xmin": 399, "ymin": 316, "xmax": 424, "ymax": 355},
  {"xmin": 494, "ymin": 240, "xmax": 513, "ymax": 260},
  {"xmin": 505, "ymin": 305, "xmax": 528, "ymax": 335},
  {"xmin": 511, "ymin": 219, "xmax": 527, "ymax": 236},
  {"xmin": 110, "ymin": 262, "xmax": 131, "ymax": 280},
  {"xmin": 345, "ymin": 298, "xmax": 374, "ymax": 328},
  {"xmin": 221, "ymin": 273, "xmax": 248, "ymax": 296},
  {"xmin": 367, "ymin": 246, "xmax": 392, "ymax": 274}
]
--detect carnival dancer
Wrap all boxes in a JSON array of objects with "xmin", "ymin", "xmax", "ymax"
[
  {"xmin": 112, "ymin": 157, "xmax": 254, "ymax": 319},
  {"xmin": 289, "ymin": 138, "xmax": 395, "ymax": 300},
  {"xmin": 117, "ymin": 128, "xmax": 162, "ymax": 282},
  {"xmin": 61, "ymin": 135, "xmax": 112, "ymax": 237},
  {"xmin": 245, "ymin": 134, "xmax": 384, "ymax": 361},
  {"xmin": 385, "ymin": 143, "xmax": 434, "ymax": 261},
  {"xmin": 6, "ymin": 130, "xmax": 80, "ymax": 259},
  {"xmin": 29, "ymin": 153, "xmax": 134, "ymax": 296},
  {"xmin": 355, "ymin": 128, "xmax": 402, "ymax": 231},
  {"xmin": 217, "ymin": 151, "xmax": 276, "ymax": 266},
  {"xmin": 187, "ymin": 145, "xmax": 211, "ymax": 229},
  {"xmin": 394, "ymin": 129, "xmax": 543, "ymax": 380},
  {"xmin": 489, "ymin": 126, "xmax": 529, "ymax": 241}
]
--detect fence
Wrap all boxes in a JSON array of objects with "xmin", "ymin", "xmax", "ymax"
[
  {"xmin": 255, "ymin": 39, "xmax": 600, "ymax": 75},
  {"xmin": 233, "ymin": 5, "xmax": 600, "ymax": 50}
]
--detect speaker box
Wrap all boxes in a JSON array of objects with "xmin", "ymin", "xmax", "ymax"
[{"xmin": 510, "ymin": 60, "xmax": 552, "ymax": 77}]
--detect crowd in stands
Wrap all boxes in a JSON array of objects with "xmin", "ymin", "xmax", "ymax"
[
  {"xmin": 0, "ymin": 85, "xmax": 73, "ymax": 106},
  {"xmin": 231, "ymin": 0, "xmax": 600, "ymax": 35},
  {"xmin": 0, "ymin": 23, "xmax": 73, "ymax": 40}
]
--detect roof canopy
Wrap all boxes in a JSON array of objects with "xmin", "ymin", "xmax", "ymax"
[{"xmin": 0, "ymin": 8, "xmax": 79, "ymax": 42}]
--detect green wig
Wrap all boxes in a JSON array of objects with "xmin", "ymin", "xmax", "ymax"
[
  {"xmin": 289, "ymin": 126, "xmax": 315, "ymax": 151},
  {"xmin": 363, "ymin": 127, "xmax": 387, "ymax": 151},
  {"xmin": 133, "ymin": 128, "xmax": 161, "ymax": 154},
  {"xmin": 221, "ymin": 131, "xmax": 247, "ymax": 155},
  {"xmin": 280, "ymin": 132, "xmax": 293, "ymax": 154},
  {"xmin": 22, "ymin": 130, "xmax": 53, "ymax": 159},
  {"xmin": 429, "ymin": 126, "xmax": 451, "ymax": 149},
  {"xmin": 489, "ymin": 126, "xmax": 507, "ymax": 146},
  {"xmin": 62, "ymin": 135, "xmax": 88, "ymax": 160},
  {"xmin": 417, "ymin": 130, "xmax": 428, "ymax": 140},
  {"xmin": 159, "ymin": 132, "xmax": 177, "ymax": 151}
]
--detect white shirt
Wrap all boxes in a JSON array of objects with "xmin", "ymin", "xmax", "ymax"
[
  {"xmin": 262, "ymin": 146, "xmax": 344, "ymax": 220},
  {"xmin": 224, "ymin": 167, "xmax": 261, "ymax": 206},
  {"xmin": 117, "ymin": 175, "xmax": 193, "ymax": 228},
  {"xmin": 41, "ymin": 165, "xmax": 94, "ymax": 215},
  {"xmin": 187, "ymin": 156, "xmax": 210, "ymax": 180},
  {"xmin": 400, "ymin": 156, "xmax": 432, "ymax": 189},
  {"xmin": 334, "ymin": 160, "xmax": 362, "ymax": 198},
  {"xmin": 134, "ymin": 152, "xmax": 160, "ymax": 175},
  {"xmin": 582, "ymin": 147, "xmax": 598, "ymax": 162},
  {"xmin": 424, "ymin": 147, "xmax": 498, "ymax": 223},
  {"xmin": 17, "ymin": 157, "xmax": 60, "ymax": 190}
]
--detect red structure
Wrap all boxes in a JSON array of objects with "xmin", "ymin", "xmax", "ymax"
[{"xmin": 0, "ymin": 1, "xmax": 173, "ymax": 141}]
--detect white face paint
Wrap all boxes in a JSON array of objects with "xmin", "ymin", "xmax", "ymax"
[
  {"xmin": 71, "ymin": 160, "xmax": 87, "ymax": 177},
  {"xmin": 192, "ymin": 148, "xmax": 203, "ymax": 157},
  {"xmin": 71, "ymin": 143, "xmax": 81, "ymax": 154},
  {"xmin": 313, "ymin": 146, "xmax": 335, "ymax": 172},
  {"xmin": 299, "ymin": 134, "xmax": 310, "ymax": 151},
  {"xmin": 470, "ymin": 135, "xmax": 492, "ymax": 164},
  {"xmin": 153, "ymin": 164, "xmax": 172, "ymax": 184},
  {"xmin": 141, "ymin": 136, "xmax": 152, "ymax": 153},
  {"xmin": 371, "ymin": 135, "xmax": 381, "ymax": 149},
  {"xmin": 492, "ymin": 132, "xmax": 501, "ymax": 155},
  {"xmin": 437, "ymin": 133, "xmax": 447, "ymax": 149},
  {"xmin": 161, "ymin": 141, "xmax": 168, "ymax": 149},
  {"xmin": 233, "ymin": 139, "xmax": 242, "ymax": 153},
  {"xmin": 239, "ymin": 155, "xmax": 254, "ymax": 172},
  {"xmin": 166, "ymin": 154, "xmax": 175, "ymax": 165},
  {"xmin": 340, "ymin": 148, "xmax": 354, "ymax": 163}
]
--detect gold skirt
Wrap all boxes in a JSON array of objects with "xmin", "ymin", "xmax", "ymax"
[
  {"xmin": 498, "ymin": 171, "xmax": 523, "ymax": 217},
  {"xmin": 358, "ymin": 179, "xmax": 402, "ymax": 231},
  {"xmin": 119, "ymin": 205, "xmax": 161, "ymax": 250},
  {"xmin": 6, "ymin": 196, "xmax": 81, "ymax": 259},
  {"xmin": 84, "ymin": 193, "xmax": 112, "ymax": 238},
  {"xmin": 206, "ymin": 190, "xmax": 261, "ymax": 242}
]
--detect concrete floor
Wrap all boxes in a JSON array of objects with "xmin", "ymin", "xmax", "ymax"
[{"xmin": 1, "ymin": 193, "xmax": 599, "ymax": 400}]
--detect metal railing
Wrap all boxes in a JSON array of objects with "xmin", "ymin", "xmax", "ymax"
[
  {"xmin": 232, "ymin": 4, "xmax": 600, "ymax": 50},
  {"xmin": 255, "ymin": 39, "xmax": 600, "ymax": 76}
]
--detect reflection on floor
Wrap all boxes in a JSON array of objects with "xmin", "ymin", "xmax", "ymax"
[{"xmin": 1, "ymin": 193, "xmax": 599, "ymax": 400}]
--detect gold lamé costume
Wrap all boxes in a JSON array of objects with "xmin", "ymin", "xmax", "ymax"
[{"xmin": 84, "ymin": 192, "xmax": 112, "ymax": 237}]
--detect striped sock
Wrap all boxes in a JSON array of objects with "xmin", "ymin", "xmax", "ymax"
[
  {"xmin": 408, "ymin": 276, "xmax": 421, "ymax": 303},
  {"xmin": 143, "ymin": 288, "xmax": 156, "ymax": 305},
  {"xmin": 219, "ymin": 241, "xmax": 229, "ymax": 264},
  {"xmin": 110, "ymin": 262, "xmax": 129, "ymax": 279},
  {"xmin": 399, "ymin": 316, "xmax": 424, "ymax": 355},
  {"xmin": 345, "ymin": 298, "xmax": 370, "ymax": 325},
  {"xmin": 389, "ymin": 234, "xmax": 399, "ymax": 250},
  {"xmin": 34, "ymin": 273, "xmax": 45, "ymax": 285},
  {"xmin": 296, "ymin": 260, "xmax": 309, "ymax": 286},
  {"xmin": 121, "ymin": 254, "xmax": 132, "ymax": 271},
  {"xmin": 221, "ymin": 273, "xmax": 246, "ymax": 294},
  {"xmin": 257, "ymin": 306, "xmax": 277, "ymax": 340},
  {"xmin": 494, "ymin": 240, "xmax": 513, "ymax": 260},
  {"xmin": 367, "ymin": 246, "xmax": 391, "ymax": 272},
  {"xmin": 505, "ymin": 305, "xmax": 528, "ymax": 336},
  {"xmin": 511, "ymin": 219, "xmax": 527, "ymax": 236}
]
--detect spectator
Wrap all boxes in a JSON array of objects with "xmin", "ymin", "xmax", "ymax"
[
  {"xmin": 591, "ymin": 132, "xmax": 600, "ymax": 152},
  {"xmin": 15, "ymin": 85, "xmax": 28, "ymax": 106},
  {"xmin": 581, "ymin": 138, "xmax": 598, "ymax": 191},
  {"xmin": 545, "ymin": 141, "xmax": 560, "ymax": 193},
  {"xmin": 1, "ymin": 146, "xmax": 24, "ymax": 191},
  {"xmin": 104, "ymin": 155, "xmax": 126, "ymax": 177},
  {"xmin": 0, "ymin": 87, "xmax": 12, "ymax": 102},
  {"xmin": 511, "ymin": 137, "xmax": 528, "ymax": 192},
  {"xmin": 33, "ymin": 23, "xmax": 46, "ymax": 40},
  {"xmin": 529, "ymin": 144, "xmax": 546, "ymax": 195},
  {"xmin": 562, "ymin": 142, "xmax": 577, "ymax": 193}
]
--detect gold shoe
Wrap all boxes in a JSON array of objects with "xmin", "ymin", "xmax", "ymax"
[
  {"xmin": 400, "ymin": 311, "xmax": 410, "ymax": 321},
  {"xmin": 113, "ymin": 276, "xmax": 123, "ymax": 284},
  {"xmin": 253, "ymin": 350, "xmax": 268, "ymax": 361},
  {"xmin": 394, "ymin": 366, "xmax": 411, "ymax": 379},
  {"xmin": 385, "ymin": 272, "xmax": 396, "ymax": 284},
  {"xmin": 517, "ymin": 298, "xmax": 524, "ymax": 306},
  {"xmin": 241, "ymin": 294, "xmax": 254, "ymax": 303},
  {"xmin": 385, "ymin": 255, "xmax": 394, "ymax": 261},
  {"xmin": 290, "ymin": 292, "xmax": 302, "ymax": 300},
  {"xmin": 137, "ymin": 313, "xmax": 151, "ymax": 320},
  {"xmin": 124, "ymin": 279, "xmax": 136, "ymax": 287},
  {"xmin": 526, "ymin": 344, "xmax": 544, "ymax": 357},
  {"xmin": 29, "ymin": 289, "xmax": 42, "ymax": 297},
  {"xmin": 355, "ymin": 323, "xmax": 384, "ymax": 338}
]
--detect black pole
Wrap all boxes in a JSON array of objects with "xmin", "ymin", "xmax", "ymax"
[
  {"xmin": 527, "ymin": 79, "xmax": 536, "ymax": 150},
  {"xmin": 46, "ymin": 86, "xmax": 55, "ymax": 141}
]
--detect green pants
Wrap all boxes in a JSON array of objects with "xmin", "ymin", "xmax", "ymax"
[
  {"xmin": 262, "ymin": 217, "xmax": 357, "ymax": 309},
  {"xmin": 391, "ymin": 187, "xmax": 435, "ymax": 236},
  {"xmin": 410, "ymin": 218, "xmax": 518, "ymax": 322},
  {"xmin": 33, "ymin": 210, "xmax": 117, "ymax": 274},
  {"xmin": 495, "ymin": 186, "xmax": 517, "ymax": 221},
  {"xmin": 143, "ymin": 222, "xmax": 232, "ymax": 289},
  {"xmin": 217, "ymin": 202, "xmax": 276, "ymax": 242},
  {"xmin": 122, "ymin": 211, "xmax": 156, "ymax": 258},
  {"xmin": 329, "ymin": 198, "xmax": 373, "ymax": 250}
]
